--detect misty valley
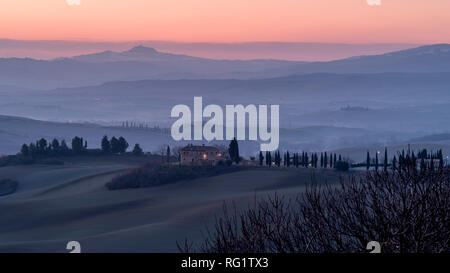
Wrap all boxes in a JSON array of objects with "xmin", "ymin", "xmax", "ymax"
[{"xmin": 0, "ymin": 43, "xmax": 449, "ymax": 254}]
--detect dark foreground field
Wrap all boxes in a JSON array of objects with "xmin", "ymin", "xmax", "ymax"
[{"xmin": 0, "ymin": 157, "xmax": 343, "ymax": 253}]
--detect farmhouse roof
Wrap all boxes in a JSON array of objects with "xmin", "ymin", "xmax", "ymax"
[{"xmin": 181, "ymin": 144, "xmax": 219, "ymax": 152}]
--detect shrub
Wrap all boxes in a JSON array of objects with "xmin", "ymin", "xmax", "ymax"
[
  {"xmin": 334, "ymin": 161, "xmax": 350, "ymax": 172},
  {"xmin": 0, "ymin": 155, "xmax": 35, "ymax": 167},
  {"xmin": 0, "ymin": 179, "xmax": 19, "ymax": 196},
  {"xmin": 179, "ymin": 165, "xmax": 450, "ymax": 253},
  {"xmin": 106, "ymin": 163, "xmax": 245, "ymax": 190}
]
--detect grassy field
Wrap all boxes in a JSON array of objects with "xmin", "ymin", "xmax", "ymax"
[
  {"xmin": 0, "ymin": 158, "xmax": 347, "ymax": 253},
  {"xmin": 0, "ymin": 155, "xmax": 157, "ymax": 200}
]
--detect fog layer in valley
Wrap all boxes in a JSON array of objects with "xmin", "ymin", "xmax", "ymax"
[{"xmin": 1, "ymin": 44, "xmax": 450, "ymax": 159}]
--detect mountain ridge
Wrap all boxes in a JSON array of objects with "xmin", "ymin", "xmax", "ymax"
[{"xmin": 1, "ymin": 44, "xmax": 450, "ymax": 89}]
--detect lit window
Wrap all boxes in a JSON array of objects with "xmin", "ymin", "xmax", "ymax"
[{"xmin": 203, "ymin": 154, "xmax": 207, "ymax": 159}]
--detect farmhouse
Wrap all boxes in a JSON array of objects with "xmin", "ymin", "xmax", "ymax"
[{"xmin": 180, "ymin": 144, "xmax": 223, "ymax": 165}]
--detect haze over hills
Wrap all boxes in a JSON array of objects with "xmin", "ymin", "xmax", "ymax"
[
  {"xmin": 0, "ymin": 39, "xmax": 419, "ymax": 61},
  {"xmin": 1, "ymin": 44, "xmax": 450, "ymax": 156},
  {"xmin": 0, "ymin": 115, "xmax": 174, "ymax": 156},
  {"xmin": 0, "ymin": 114, "xmax": 421, "ymax": 157},
  {"xmin": 0, "ymin": 44, "xmax": 449, "ymax": 89},
  {"xmin": 1, "ymin": 72, "xmax": 450, "ymax": 135},
  {"xmin": 0, "ymin": 45, "xmax": 298, "ymax": 89}
]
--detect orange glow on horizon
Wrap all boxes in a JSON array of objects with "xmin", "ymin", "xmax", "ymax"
[{"xmin": 0, "ymin": 0, "xmax": 449, "ymax": 44}]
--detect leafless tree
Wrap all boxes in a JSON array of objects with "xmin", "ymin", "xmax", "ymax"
[
  {"xmin": 179, "ymin": 164, "xmax": 449, "ymax": 253},
  {"xmin": 154, "ymin": 144, "xmax": 168, "ymax": 162}
]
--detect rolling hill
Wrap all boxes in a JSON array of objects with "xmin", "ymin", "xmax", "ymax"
[
  {"xmin": 0, "ymin": 166, "xmax": 342, "ymax": 252},
  {"xmin": 0, "ymin": 114, "xmax": 413, "ymax": 157}
]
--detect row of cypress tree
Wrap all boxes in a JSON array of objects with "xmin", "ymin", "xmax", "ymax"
[{"xmin": 258, "ymin": 150, "xmax": 344, "ymax": 168}]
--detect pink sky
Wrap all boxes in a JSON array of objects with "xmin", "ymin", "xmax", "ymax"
[{"xmin": 0, "ymin": 0, "xmax": 449, "ymax": 44}]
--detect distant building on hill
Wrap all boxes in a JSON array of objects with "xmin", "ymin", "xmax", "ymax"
[
  {"xmin": 340, "ymin": 105, "xmax": 369, "ymax": 111},
  {"xmin": 180, "ymin": 144, "xmax": 223, "ymax": 165}
]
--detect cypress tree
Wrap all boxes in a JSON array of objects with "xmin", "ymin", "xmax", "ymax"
[
  {"xmin": 235, "ymin": 139, "xmax": 240, "ymax": 164},
  {"xmin": 384, "ymin": 147, "xmax": 388, "ymax": 172},
  {"xmin": 366, "ymin": 151, "xmax": 370, "ymax": 170},
  {"xmin": 228, "ymin": 138, "xmax": 240, "ymax": 164},
  {"xmin": 375, "ymin": 152, "xmax": 379, "ymax": 171},
  {"xmin": 405, "ymin": 154, "xmax": 411, "ymax": 170},
  {"xmin": 439, "ymin": 152, "xmax": 444, "ymax": 170},
  {"xmin": 167, "ymin": 146, "xmax": 171, "ymax": 163}
]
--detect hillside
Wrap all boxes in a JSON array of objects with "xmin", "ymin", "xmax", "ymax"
[
  {"xmin": 409, "ymin": 133, "xmax": 450, "ymax": 143},
  {"xmin": 0, "ymin": 115, "xmax": 174, "ymax": 156},
  {"xmin": 0, "ymin": 166, "xmax": 342, "ymax": 252}
]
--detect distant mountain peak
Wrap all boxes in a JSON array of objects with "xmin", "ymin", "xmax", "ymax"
[
  {"xmin": 126, "ymin": 45, "xmax": 159, "ymax": 54},
  {"xmin": 68, "ymin": 45, "xmax": 166, "ymax": 63}
]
